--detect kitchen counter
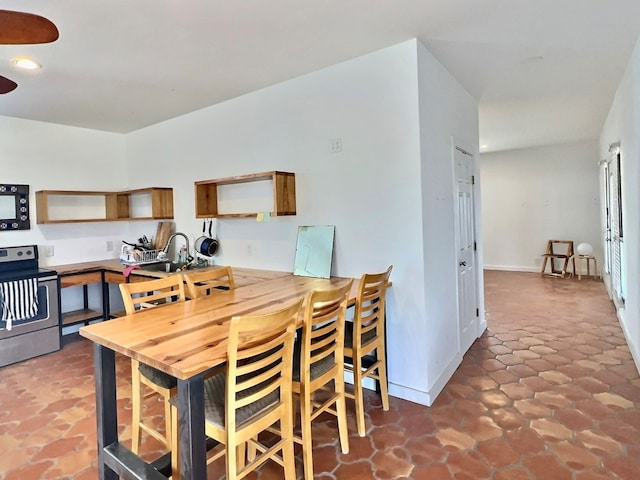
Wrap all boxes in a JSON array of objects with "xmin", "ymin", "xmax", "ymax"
[
  {"xmin": 51, "ymin": 259, "xmax": 293, "ymax": 327},
  {"xmin": 49, "ymin": 259, "xmax": 291, "ymax": 287}
]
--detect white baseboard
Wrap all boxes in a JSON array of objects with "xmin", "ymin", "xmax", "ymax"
[
  {"xmin": 344, "ymin": 371, "xmax": 433, "ymax": 407},
  {"xmin": 385, "ymin": 352, "xmax": 463, "ymax": 407},
  {"xmin": 388, "ymin": 382, "xmax": 431, "ymax": 406},
  {"xmin": 616, "ymin": 308, "xmax": 640, "ymax": 376},
  {"xmin": 425, "ymin": 352, "xmax": 463, "ymax": 405},
  {"xmin": 483, "ymin": 265, "xmax": 539, "ymax": 273}
]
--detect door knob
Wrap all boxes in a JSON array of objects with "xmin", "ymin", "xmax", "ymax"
[{"xmin": 459, "ymin": 261, "xmax": 467, "ymax": 267}]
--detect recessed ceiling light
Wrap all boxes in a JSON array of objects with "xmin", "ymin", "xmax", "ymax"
[
  {"xmin": 480, "ymin": 144, "xmax": 488, "ymax": 149},
  {"xmin": 14, "ymin": 58, "xmax": 41, "ymax": 70}
]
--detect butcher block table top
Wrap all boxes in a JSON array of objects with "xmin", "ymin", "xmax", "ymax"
[{"xmin": 79, "ymin": 272, "xmax": 356, "ymax": 380}]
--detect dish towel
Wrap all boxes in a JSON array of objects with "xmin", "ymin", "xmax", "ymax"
[
  {"xmin": 122, "ymin": 264, "xmax": 141, "ymax": 278},
  {"xmin": 0, "ymin": 279, "xmax": 39, "ymax": 331}
]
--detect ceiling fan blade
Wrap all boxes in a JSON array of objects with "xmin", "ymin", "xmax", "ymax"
[
  {"xmin": 0, "ymin": 75, "xmax": 18, "ymax": 94},
  {"xmin": 0, "ymin": 10, "xmax": 59, "ymax": 44}
]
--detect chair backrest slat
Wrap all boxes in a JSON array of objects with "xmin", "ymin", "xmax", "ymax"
[
  {"xmin": 225, "ymin": 298, "xmax": 303, "ymax": 431},
  {"xmin": 352, "ymin": 266, "xmax": 392, "ymax": 351},
  {"xmin": 183, "ymin": 266, "xmax": 235, "ymax": 300},
  {"xmin": 119, "ymin": 275, "xmax": 186, "ymax": 315},
  {"xmin": 299, "ymin": 281, "xmax": 353, "ymax": 383}
]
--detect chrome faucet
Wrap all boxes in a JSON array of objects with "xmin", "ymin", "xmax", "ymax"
[{"xmin": 157, "ymin": 232, "xmax": 192, "ymax": 263}]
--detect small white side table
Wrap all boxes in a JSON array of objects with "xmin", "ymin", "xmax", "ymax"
[{"xmin": 574, "ymin": 255, "xmax": 599, "ymax": 280}]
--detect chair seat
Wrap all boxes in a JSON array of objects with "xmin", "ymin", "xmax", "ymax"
[
  {"xmin": 292, "ymin": 339, "xmax": 335, "ymax": 382},
  {"xmin": 202, "ymin": 372, "xmax": 279, "ymax": 428},
  {"xmin": 344, "ymin": 326, "xmax": 376, "ymax": 350},
  {"xmin": 139, "ymin": 363, "xmax": 178, "ymax": 389}
]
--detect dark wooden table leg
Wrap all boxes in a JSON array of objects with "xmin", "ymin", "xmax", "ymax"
[
  {"xmin": 93, "ymin": 343, "xmax": 119, "ymax": 480},
  {"xmin": 177, "ymin": 375, "xmax": 206, "ymax": 480}
]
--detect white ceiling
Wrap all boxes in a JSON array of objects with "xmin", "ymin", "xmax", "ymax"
[{"xmin": 1, "ymin": 0, "xmax": 639, "ymax": 152}]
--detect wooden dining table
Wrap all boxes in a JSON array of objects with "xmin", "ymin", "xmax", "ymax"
[{"xmin": 79, "ymin": 268, "xmax": 357, "ymax": 480}]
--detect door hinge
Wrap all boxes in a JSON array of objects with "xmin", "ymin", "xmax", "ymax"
[
  {"xmin": 472, "ymin": 175, "xmax": 475, "ymax": 185},
  {"xmin": 474, "ymin": 241, "xmax": 477, "ymax": 251},
  {"xmin": 476, "ymin": 308, "xmax": 479, "ymax": 317}
]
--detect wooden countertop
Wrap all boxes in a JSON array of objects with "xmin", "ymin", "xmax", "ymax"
[
  {"xmin": 80, "ymin": 274, "xmax": 355, "ymax": 379},
  {"xmin": 50, "ymin": 259, "xmax": 121, "ymax": 276},
  {"xmin": 49, "ymin": 259, "xmax": 291, "ymax": 287}
]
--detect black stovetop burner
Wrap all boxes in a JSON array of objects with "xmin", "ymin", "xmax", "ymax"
[{"xmin": 0, "ymin": 245, "xmax": 58, "ymax": 282}]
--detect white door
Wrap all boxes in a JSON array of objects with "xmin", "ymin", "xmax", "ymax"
[{"xmin": 454, "ymin": 146, "xmax": 478, "ymax": 354}]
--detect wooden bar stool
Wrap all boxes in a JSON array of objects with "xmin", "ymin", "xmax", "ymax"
[
  {"xmin": 170, "ymin": 298, "xmax": 302, "ymax": 480},
  {"xmin": 574, "ymin": 255, "xmax": 599, "ymax": 280},
  {"xmin": 344, "ymin": 265, "xmax": 392, "ymax": 437},
  {"xmin": 119, "ymin": 276, "xmax": 186, "ymax": 454},
  {"xmin": 292, "ymin": 281, "xmax": 353, "ymax": 480}
]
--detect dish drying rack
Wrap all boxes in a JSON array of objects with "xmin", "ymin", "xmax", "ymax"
[{"xmin": 120, "ymin": 246, "xmax": 163, "ymax": 266}]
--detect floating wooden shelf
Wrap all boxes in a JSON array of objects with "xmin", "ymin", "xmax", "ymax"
[
  {"xmin": 195, "ymin": 171, "xmax": 296, "ymax": 218},
  {"xmin": 35, "ymin": 187, "xmax": 174, "ymax": 224}
]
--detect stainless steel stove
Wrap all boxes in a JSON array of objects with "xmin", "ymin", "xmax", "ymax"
[{"xmin": 0, "ymin": 245, "xmax": 60, "ymax": 367}]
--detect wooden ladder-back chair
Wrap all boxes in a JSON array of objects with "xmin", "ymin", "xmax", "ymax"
[
  {"xmin": 182, "ymin": 266, "xmax": 235, "ymax": 299},
  {"xmin": 344, "ymin": 265, "xmax": 392, "ymax": 437},
  {"xmin": 171, "ymin": 298, "xmax": 302, "ymax": 480},
  {"xmin": 119, "ymin": 275, "xmax": 186, "ymax": 454},
  {"xmin": 292, "ymin": 281, "xmax": 353, "ymax": 480}
]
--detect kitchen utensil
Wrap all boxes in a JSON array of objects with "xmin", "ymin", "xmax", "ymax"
[
  {"xmin": 123, "ymin": 240, "xmax": 149, "ymax": 251},
  {"xmin": 194, "ymin": 219, "xmax": 218, "ymax": 257},
  {"xmin": 153, "ymin": 221, "xmax": 173, "ymax": 250}
]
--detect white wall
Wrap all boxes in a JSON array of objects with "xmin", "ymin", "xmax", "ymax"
[
  {"xmin": 126, "ymin": 39, "xmax": 479, "ymax": 405},
  {"xmin": 416, "ymin": 42, "xmax": 482, "ymax": 400},
  {"xmin": 0, "ymin": 116, "xmax": 128, "ymax": 267},
  {"xmin": 0, "ymin": 116, "xmax": 129, "ymax": 322},
  {"xmin": 599, "ymin": 36, "xmax": 640, "ymax": 369},
  {"xmin": 480, "ymin": 141, "xmax": 601, "ymax": 272},
  {"xmin": 126, "ymin": 41, "xmax": 423, "ymax": 273},
  {"xmin": 1, "ymin": 39, "xmax": 479, "ymax": 406}
]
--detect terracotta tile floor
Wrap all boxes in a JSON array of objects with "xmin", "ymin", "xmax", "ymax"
[{"xmin": 1, "ymin": 270, "xmax": 640, "ymax": 479}]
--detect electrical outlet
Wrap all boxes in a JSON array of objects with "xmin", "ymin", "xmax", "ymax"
[
  {"xmin": 330, "ymin": 138, "xmax": 342, "ymax": 153},
  {"xmin": 106, "ymin": 241, "xmax": 114, "ymax": 252},
  {"xmin": 43, "ymin": 245, "xmax": 54, "ymax": 257}
]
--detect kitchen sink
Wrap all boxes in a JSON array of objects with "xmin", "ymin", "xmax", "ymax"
[{"xmin": 138, "ymin": 262, "xmax": 209, "ymax": 273}]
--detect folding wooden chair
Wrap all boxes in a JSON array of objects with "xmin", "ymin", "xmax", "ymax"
[{"xmin": 540, "ymin": 240, "xmax": 575, "ymax": 278}]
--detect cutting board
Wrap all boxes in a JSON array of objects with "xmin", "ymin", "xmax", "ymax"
[{"xmin": 153, "ymin": 221, "xmax": 173, "ymax": 250}]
